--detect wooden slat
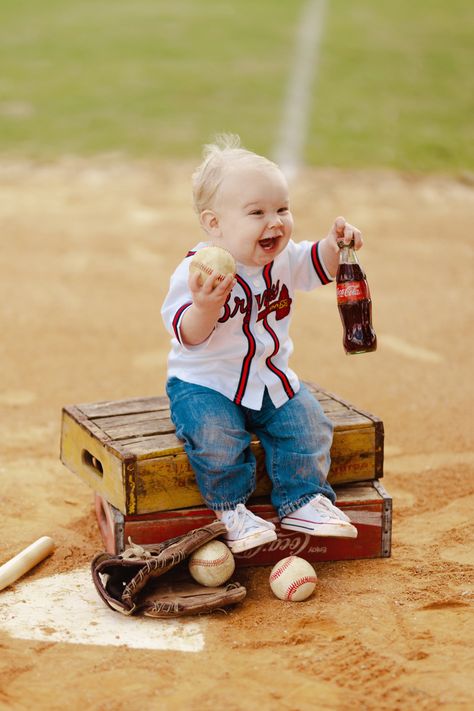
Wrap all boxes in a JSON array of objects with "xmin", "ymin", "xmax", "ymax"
[
  {"xmin": 61, "ymin": 381, "xmax": 384, "ymax": 515},
  {"xmin": 76, "ymin": 396, "xmax": 169, "ymax": 418},
  {"xmin": 303, "ymin": 381, "xmax": 328, "ymax": 395},
  {"xmin": 308, "ymin": 382, "xmax": 382, "ymax": 425},
  {"xmin": 60, "ymin": 409, "xmax": 127, "ymax": 512},
  {"xmin": 76, "ymin": 385, "xmax": 372, "ymax": 424},
  {"xmin": 116, "ymin": 413, "xmax": 374, "ymax": 459},
  {"xmin": 126, "ymin": 426, "xmax": 378, "ymax": 513},
  {"xmin": 95, "ymin": 481, "xmax": 392, "ymax": 561},
  {"xmin": 118, "ymin": 433, "xmax": 184, "ymax": 457},
  {"xmin": 62, "ymin": 405, "xmax": 111, "ymax": 445},
  {"xmin": 331, "ymin": 427, "xmax": 374, "ymax": 455},
  {"xmin": 92, "ymin": 394, "xmax": 372, "ymax": 444},
  {"xmin": 92, "ymin": 409, "xmax": 171, "ymax": 429},
  {"xmin": 318, "ymin": 389, "xmax": 383, "ymax": 426},
  {"xmin": 327, "ymin": 410, "xmax": 373, "ymax": 427},
  {"xmin": 320, "ymin": 401, "xmax": 372, "ymax": 423},
  {"xmin": 101, "ymin": 417, "xmax": 372, "ymax": 451},
  {"xmin": 319, "ymin": 399, "xmax": 349, "ymax": 413},
  {"xmin": 80, "ymin": 389, "xmax": 334, "ymax": 418},
  {"xmin": 122, "ymin": 483, "xmax": 384, "ymax": 521},
  {"xmin": 100, "ymin": 418, "xmax": 176, "ymax": 441}
]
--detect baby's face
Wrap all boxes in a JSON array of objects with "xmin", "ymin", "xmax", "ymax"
[{"xmin": 209, "ymin": 165, "xmax": 293, "ymax": 267}]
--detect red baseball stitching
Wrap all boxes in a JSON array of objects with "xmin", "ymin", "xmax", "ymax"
[
  {"xmin": 194, "ymin": 261, "xmax": 225, "ymax": 281},
  {"xmin": 269, "ymin": 556, "xmax": 295, "ymax": 582},
  {"xmin": 286, "ymin": 576, "xmax": 317, "ymax": 601},
  {"xmin": 190, "ymin": 552, "xmax": 230, "ymax": 568}
]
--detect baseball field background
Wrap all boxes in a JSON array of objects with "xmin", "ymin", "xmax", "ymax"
[
  {"xmin": 1, "ymin": 0, "xmax": 473, "ymax": 169},
  {"xmin": 1, "ymin": 1, "xmax": 473, "ymax": 709}
]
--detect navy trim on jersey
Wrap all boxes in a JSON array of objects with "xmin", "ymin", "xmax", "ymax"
[
  {"xmin": 172, "ymin": 302, "xmax": 192, "ymax": 344},
  {"xmin": 234, "ymin": 276, "xmax": 255, "ymax": 406},
  {"xmin": 311, "ymin": 241, "xmax": 331, "ymax": 285}
]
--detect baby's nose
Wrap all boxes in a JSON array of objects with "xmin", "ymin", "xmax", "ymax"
[{"xmin": 268, "ymin": 214, "xmax": 283, "ymax": 228}]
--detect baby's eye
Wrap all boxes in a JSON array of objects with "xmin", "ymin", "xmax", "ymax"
[
  {"xmin": 250, "ymin": 209, "xmax": 264, "ymax": 216},
  {"xmin": 278, "ymin": 207, "xmax": 289, "ymax": 214}
]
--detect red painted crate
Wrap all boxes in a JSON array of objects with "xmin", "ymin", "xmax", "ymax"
[{"xmin": 95, "ymin": 481, "xmax": 392, "ymax": 567}]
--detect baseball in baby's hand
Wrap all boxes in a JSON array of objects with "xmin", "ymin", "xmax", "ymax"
[{"xmin": 189, "ymin": 246, "xmax": 236, "ymax": 289}]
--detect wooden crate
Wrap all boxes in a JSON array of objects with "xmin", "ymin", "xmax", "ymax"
[
  {"xmin": 60, "ymin": 381, "xmax": 384, "ymax": 515},
  {"xmin": 95, "ymin": 481, "xmax": 392, "ymax": 566}
]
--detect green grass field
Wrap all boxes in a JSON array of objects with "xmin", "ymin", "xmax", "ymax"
[
  {"xmin": 0, "ymin": 0, "xmax": 472, "ymax": 172},
  {"xmin": 309, "ymin": 1, "xmax": 474, "ymax": 172}
]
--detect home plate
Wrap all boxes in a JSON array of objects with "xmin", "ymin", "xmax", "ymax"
[{"xmin": 0, "ymin": 567, "xmax": 204, "ymax": 652}]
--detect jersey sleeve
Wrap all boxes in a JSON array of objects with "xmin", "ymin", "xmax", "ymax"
[
  {"xmin": 161, "ymin": 255, "xmax": 219, "ymax": 350},
  {"xmin": 161, "ymin": 258, "xmax": 194, "ymax": 346},
  {"xmin": 286, "ymin": 239, "xmax": 334, "ymax": 291}
]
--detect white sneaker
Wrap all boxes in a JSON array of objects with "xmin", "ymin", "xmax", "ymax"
[
  {"xmin": 219, "ymin": 504, "xmax": 277, "ymax": 553},
  {"xmin": 280, "ymin": 495, "xmax": 358, "ymax": 539},
  {"xmin": 320, "ymin": 497, "xmax": 352, "ymax": 523}
]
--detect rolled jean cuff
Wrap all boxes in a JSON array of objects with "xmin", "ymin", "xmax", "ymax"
[
  {"xmin": 207, "ymin": 489, "xmax": 254, "ymax": 513},
  {"xmin": 278, "ymin": 487, "xmax": 336, "ymax": 518}
]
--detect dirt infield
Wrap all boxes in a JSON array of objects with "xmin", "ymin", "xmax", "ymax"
[{"xmin": 1, "ymin": 159, "xmax": 473, "ymax": 710}]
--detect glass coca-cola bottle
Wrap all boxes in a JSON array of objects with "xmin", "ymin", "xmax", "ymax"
[{"xmin": 336, "ymin": 240, "xmax": 377, "ymax": 354}]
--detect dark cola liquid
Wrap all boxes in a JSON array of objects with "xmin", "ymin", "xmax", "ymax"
[{"xmin": 336, "ymin": 262, "xmax": 377, "ymax": 354}]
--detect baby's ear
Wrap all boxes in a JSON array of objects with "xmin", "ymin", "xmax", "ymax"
[{"xmin": 200, "ymin": 209, "xmax": 220, "ymax": 236}]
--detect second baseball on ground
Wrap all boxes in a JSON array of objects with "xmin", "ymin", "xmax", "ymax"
[
  {"xmin": 188, "ymin": 540, "xmax": 236, "ymax": 587},
  {"xmin": 269, "ymin": 556, "xmax": 318, "ymax": 601},
  {"xmin": 189, "ymin": 245, "xmax": 236, "ymax": 288}
]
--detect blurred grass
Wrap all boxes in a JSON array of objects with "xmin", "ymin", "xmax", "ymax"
[
  {"xmin": 309, "ymin": 0, "xmax": 474, "ymax": 172},
  {"xmin": 0, "ymin": 0, "xmax": 300, "ymax": 159},
  {"xmin": 0, "ymin": 0, "xmax": 472, "ymax": 172}
]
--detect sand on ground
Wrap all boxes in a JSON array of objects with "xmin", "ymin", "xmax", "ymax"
[{"xmin": 0, "ymin": 158, "xmax": 473, "ymax": 710}]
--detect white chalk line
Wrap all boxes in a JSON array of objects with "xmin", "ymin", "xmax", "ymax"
[
  {"xmin": 0, "ymin": 567, "xmax": 204, "ymax": 652},
  {"xmin": 274, "ymin": 0, "xmax": 327, "ymax": 181},
  {"xmin": 377, "ymin": 334, "xmax": 445, "ymax": 363}
]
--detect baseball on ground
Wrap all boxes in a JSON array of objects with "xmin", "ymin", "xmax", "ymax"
[
  {"xmin": 269, "ymin": 556, "xmax": 318, "ymax": 601},
  {"xmin": 189, "ymin": 245, "xmax": 236, "ymax": 288},
  {"xmin": 188, "ymin": 540, "xmax": 235, "ymax": 587}
]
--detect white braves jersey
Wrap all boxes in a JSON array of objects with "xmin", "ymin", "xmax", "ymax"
[{"xmin": 161, "ymin": 239, "xmax": 333, "ymax": 410}]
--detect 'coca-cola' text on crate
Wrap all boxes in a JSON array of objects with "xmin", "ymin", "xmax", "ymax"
[{"xmin": 95, "ymin": 481, "xmax": 392, "ymax": 567}]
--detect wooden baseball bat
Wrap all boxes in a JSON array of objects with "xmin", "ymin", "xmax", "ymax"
[{"xmin": 0, "ymin": 536, "xmax": 55, "ymax": 591}]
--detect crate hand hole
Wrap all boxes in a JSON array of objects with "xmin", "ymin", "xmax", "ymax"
[{"xmin": 82, "ymin": 449, "xmax": 104, "ymax": 476}]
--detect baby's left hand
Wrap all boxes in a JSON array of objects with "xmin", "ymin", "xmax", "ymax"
[{"xmin": 328, "ymin": 216, "xmax": 363, "ymax": 250}]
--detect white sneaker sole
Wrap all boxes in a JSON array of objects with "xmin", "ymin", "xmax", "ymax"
[
  {"xmin": 280, "ymin": 519, "xmax": 358, "ymax": 539},
  {"xmin": 226, "ymin": 528, "xmax": 278, "ymax": 553}
]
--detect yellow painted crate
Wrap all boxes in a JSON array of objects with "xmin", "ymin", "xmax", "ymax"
[{"xmin": 60, "ymin": 381, "xmax": 384, "ymax": 515}]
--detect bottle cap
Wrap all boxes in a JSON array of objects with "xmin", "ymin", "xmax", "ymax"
[{"xmin": 337, "ymin": 238, "xmax": 355, "ymax": 249}]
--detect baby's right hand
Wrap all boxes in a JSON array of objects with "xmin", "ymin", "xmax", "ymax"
[{"xmin": 188, "ymin": 270, "xmax": 236, "ymax": 311}]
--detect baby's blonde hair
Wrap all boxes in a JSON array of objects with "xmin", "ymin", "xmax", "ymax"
[{"xmin": 192, "ymin": 133, "xmax": 280, "ymax": 214}]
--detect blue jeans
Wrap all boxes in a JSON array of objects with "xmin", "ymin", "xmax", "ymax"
[{"xmin": 166, "ymin": 377, "xmax": 335, "ymax": 518}]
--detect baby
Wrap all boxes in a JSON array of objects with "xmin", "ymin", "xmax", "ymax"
[{"xmin": 161, "ymin": 134, "xmax": 362, "ymax": 553}]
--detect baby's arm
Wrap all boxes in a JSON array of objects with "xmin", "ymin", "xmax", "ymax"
[
  {"xmin": 180, "ymin": 271, "xmax": 235, "ymax": 346},
  {"xmin": 318, "ymin": 216, "xmax": 363, "ymax": 278}
]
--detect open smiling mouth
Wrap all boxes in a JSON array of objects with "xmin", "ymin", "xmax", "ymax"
[{"xmin": 259, "ymin": 237, "xmax": 278, "ymax": 251}]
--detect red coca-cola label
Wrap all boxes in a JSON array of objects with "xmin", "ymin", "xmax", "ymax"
[
  {"xmin": 234, "ymin": 530, "xmax": 314, "ymax": 561},
  {"xmin": 336, "ymin": 280, "xmax": 368, "ymax": 303}
]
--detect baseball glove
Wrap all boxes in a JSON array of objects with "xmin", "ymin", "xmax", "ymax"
[{"xmin": 91, "ymin": 521, "xmax": 246, "ymax": 618}]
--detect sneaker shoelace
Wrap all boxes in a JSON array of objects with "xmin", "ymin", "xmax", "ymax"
[
  {"xmin": 225, "ymin": 504, "xmax": 272, "ymax": 538},
  {"xmin": 311, "ymin": 495, "xmax": 348, "ymax": 522}
]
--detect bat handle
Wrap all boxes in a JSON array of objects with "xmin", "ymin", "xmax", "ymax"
[{"xmin": 0, "ymin": 536, "xmax": 55, "ymax": 591}]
